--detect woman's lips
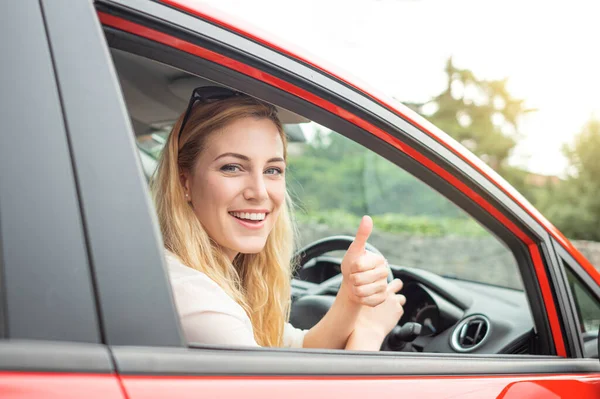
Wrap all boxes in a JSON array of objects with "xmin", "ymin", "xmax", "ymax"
[{"xmin": 230, "ymin": 213, "xmax": 267, "ymax": 230}]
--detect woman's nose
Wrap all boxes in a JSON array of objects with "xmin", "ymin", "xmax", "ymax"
[{"xmin": 243, "ymin": 173, "xmax": 269, "ymax": 201}]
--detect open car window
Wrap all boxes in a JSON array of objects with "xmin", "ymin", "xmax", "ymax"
[
  {"xmin": 133, "ymin": 108, "xmax": 522, "ymax": 291},
  {"xmin": 286, "ymin": 123, "xmax": 523, "ymax": 290},
  {"xmin": 107, "ymin": 46, "xmax": 547, "ymax": 356}
]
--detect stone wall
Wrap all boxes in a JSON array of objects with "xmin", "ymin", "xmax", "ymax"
[{"xmin": 297, "ymin": 222, "xmax": 600, "ymax": 289}]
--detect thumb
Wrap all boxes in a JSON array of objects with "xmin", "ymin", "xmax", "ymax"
[{"xmin": 349, "ymin": 215, "xmax": 373, "ymax": 253}]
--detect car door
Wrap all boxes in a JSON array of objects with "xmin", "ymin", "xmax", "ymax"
[
  {"xmin": 0, "ymin": 2, "xmax": 124, "ymax": 398},
  {"xmin": 67, "ymin": 0, "xmax": 600, "ymax": 398}
]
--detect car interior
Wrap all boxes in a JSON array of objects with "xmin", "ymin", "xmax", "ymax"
[{"xmin": 108, "ymin": 45, "xmax": 595, "ymax": 358}]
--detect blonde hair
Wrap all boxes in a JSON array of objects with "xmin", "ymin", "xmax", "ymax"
[{"xmin": 152, "ymin": 93, "xmax": 296, "ymax": 347}]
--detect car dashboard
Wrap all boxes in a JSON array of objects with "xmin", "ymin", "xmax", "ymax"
[{"xmin": 291, "ymin": 256, "xmax": 537, "ymax": 355}]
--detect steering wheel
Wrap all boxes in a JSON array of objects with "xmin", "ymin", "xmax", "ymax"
[
  {"xmin": 290, "ymin": 235, "xmax": 393, "ymax": 330},
  {"xmin": 294, "ymin": 235, "xmax": 393, "ymax": 287}
]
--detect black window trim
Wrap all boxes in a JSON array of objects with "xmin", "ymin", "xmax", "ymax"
[{"xmin": 112, "ymin": 345, "xmax": 600, "ymax": 376}]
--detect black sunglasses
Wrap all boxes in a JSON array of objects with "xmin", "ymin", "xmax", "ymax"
[{"xmin": 176, "ymin": 86, "xmax": 242, "ymax": 142}]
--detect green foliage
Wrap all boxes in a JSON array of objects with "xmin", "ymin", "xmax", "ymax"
[
  {"xmin": 287, "ymin": 131, "xmax": 369, "ymax": 215},
  {"xmin": 539, "ymin": 119, "xmax": 600, "ymax": 240},
  {"xmin": 372, "ymin": 213, "xmax": 486, "ymax": 237},
  {"xmin": 424, "ymin": 58, "xmax": 532, "ymax": 171},
  {"xmin": 409, "ymin": 57, "xmax": 536, "ymax": 193},
  {"xmin": 295, "ymin": 209, "xmax": 487, "ymax": 237},
  {"xmin": 287, "ymin": 126, "xmax": 485, "ymax": 237},
  {"xmin": 287, "ymin": 128, "xmax": 465, "ymax": 220}
]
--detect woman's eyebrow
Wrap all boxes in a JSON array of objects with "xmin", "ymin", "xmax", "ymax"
[
  {"xmin": 213, "ymin": 152, "xmax": 285, "ymax": 163},
  {"xmin": 214, "ymin": 152, "xmax": 249, "ymax": 162}
]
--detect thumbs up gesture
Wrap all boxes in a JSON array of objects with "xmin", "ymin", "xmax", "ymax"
[{"xmin": 340, "ymin": 216, "xmax": 398, "ymax": 307}]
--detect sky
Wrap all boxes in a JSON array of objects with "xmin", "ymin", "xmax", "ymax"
[{"xmin": 200, "ymin": 0, "xmax": 600, "ymax": 176}]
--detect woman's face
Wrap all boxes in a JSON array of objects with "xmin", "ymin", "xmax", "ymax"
[{"xmin": 182, "ymin": 117, "xmax": 286, "ymax": 261}]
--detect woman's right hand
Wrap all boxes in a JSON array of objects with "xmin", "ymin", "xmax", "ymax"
[
  {"xmin": 345, "ymin": 280, "xmax": 406, "ymax": 350},
  {"xmin": 339, "ymin": 215, "xmax": 392, "ymax": 307}
]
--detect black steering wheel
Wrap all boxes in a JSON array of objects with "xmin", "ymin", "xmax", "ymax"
[
  {"xmin": 294, "ymin": 235, "xmax": 393, "ymax": 285},
  {"xmin": 290, "ymin": 235, "xmax": 393, "ymax": 330}
]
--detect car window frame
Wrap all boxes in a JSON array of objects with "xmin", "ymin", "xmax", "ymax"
[
  {"xmin": 41, "ymin": 0, "xmax": 183, "ymax": 348},
  {"xmin": 96, "ymin": 0, "xmax": 578, "ymax": 357},
  {"xmin": 71, "ymin": 0, "xmax": 600, "ymax": 381}
]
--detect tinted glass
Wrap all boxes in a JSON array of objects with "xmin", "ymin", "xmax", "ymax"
[{"xmin": 565, "ymin": 266, "xmax": 600, "ymax": 334}]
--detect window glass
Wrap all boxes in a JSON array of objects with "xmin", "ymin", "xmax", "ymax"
[
  {"xmin": 286, "ymin": 123, "xmax": 522, "ymax": 290},
  {"xmin": 137, "ymin": 131, "xmax": 168, "ymax": 159},
  {"xmin": 565, "ymin": 266, "xmax": 600, "ymax": 333}
]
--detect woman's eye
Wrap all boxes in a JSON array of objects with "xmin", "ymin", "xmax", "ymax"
[
  {"xmin": 265, "ymin": 167, "xmax": 284, "ymax": 175},
  {"xmin": 220, "ymin": 164, "xmax": 241, "ymax": 173}
]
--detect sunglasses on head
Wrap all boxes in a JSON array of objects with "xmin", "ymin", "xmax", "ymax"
[{"xmin": 177, "ymin": 86, "xmax": 242, "ymax": 142}]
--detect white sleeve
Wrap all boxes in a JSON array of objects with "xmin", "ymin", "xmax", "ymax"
[
  {"xmin": 166, "ymin": 251, "xmax": 306, "ymax": 348},
  {"xmin": 283, "ymin": 322, "xmax": 308, "ymax": 348},
  {"xmin": 170, "ymin": 274, "xmax": 259, "ymax": 347},
  {"xmin": 181, "ymin": 309, "xmax": 259, "ymax": 347}
]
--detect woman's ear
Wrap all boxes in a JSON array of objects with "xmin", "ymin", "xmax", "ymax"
[{"xmin": 179, "ymin": 169, "xmax": 191, "ymax": 201}]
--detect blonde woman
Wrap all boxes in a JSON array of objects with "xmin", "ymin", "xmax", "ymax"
[{"xmin": 153, "ymin": 86, "xmax": 405, "ymax": 350}]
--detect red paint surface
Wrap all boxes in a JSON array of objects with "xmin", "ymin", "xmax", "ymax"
[
  {"xmin": 0, "ymin": 372, "xmax": 125, "ymax": 399},
  {"xmin": 529, "ymin": 244, "xmax": 567, "ymax": 356},
  {"xmin": 121, "ymin": 374, "xmax": 600, "ymax": 399},
  {"xmin": 162, "ymin": 0, "xmax": 600, "ymax": 288},
  {"xmin": 98, "ymin": 12, "xmax": 567, "ymax": 355}
]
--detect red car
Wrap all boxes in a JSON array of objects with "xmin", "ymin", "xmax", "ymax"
[{"xmin": 1, "ymin": 1, "xmax": 599, "ymax": 398}]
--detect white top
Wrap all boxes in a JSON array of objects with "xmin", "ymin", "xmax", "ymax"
[{"xmin": 165, "ymin": 250, "xmax": 307, "ymax": 348}]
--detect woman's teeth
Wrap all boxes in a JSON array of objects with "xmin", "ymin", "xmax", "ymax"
[{"xmin": 229, "ymin": 211, "xmax": 266, "ymax": 221}]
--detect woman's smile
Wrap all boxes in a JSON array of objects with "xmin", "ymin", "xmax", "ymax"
[{"xmin": 229, "ymin": 209, "xmax": 270, "ymax": 230}]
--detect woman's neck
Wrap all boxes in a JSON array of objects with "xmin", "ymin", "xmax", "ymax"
[{"xmin": 223, "ymin": 247, "xmax": 239, "ymax": 263}]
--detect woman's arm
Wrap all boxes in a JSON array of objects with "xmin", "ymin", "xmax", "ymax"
[
  {"xmin": 302, "ymin": 216, "xmax": 399, "ymax": 349},
  {"xmin": 301, "ymin": 284, "xmax": 361, "ymax": 348}
]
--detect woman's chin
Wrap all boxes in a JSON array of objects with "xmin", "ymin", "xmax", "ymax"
[{"xmin": 230, "ymin": 238, "xmax": 268, "ymax": 255}]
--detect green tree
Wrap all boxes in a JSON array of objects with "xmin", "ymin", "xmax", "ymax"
[
  {"xmin": 541, "ymin": 118, "xmax": 600, "ymax": 240},
  {"xmin": 287, "ymin": 127, "xmax": 465, "ymax": 219},
  {"xmin": 287, "ymin": 128, "xmax": 369, "ymax": 215},
  {"xmin": 408, "ymin": 57, "xmax": 535, "ymax": 195}
]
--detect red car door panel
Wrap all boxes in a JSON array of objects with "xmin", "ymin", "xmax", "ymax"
[
  {"xmin": 119, "ymin": 374, "xmax": 600, "ymax": 399},
  {"xmin": 0, "ymin": 373, "xmax": 124, "ymax": 399}
]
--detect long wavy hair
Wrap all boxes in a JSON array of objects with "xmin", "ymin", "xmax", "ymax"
[{"xmin": 152, "ymin": 93, "xmax": 296, "ymax": 347}]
